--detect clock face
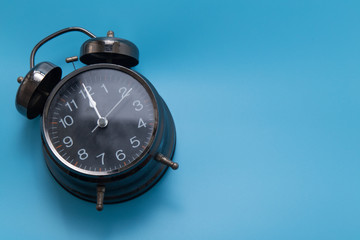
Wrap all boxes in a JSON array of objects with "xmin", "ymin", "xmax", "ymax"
[{"xmin": 43, "ymin": 66, "xmax": 158, "ymax": 175}]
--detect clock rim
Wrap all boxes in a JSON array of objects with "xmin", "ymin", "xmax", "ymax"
[{"xmin": 41, "ymin": 63, "xmax": 159, "ymax": 178}]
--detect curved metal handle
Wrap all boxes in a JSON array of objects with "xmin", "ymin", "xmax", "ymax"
[{"xmin": 30, "ymin": 27, "xmax": 96, "ymax": 68}]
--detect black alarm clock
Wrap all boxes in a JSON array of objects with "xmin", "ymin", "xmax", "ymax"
[{"xmin": 15, "ymin": 27, "xmax": 178, "ymax": 211}]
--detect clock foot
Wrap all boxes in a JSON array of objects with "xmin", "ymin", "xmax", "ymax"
[
  {"xmin": 155, "ymin": 153, "xmax": 179, "ymax": 170},
  {"xmin": 96, "ymin": 186, "xmax": 105, "ymax": 211}
]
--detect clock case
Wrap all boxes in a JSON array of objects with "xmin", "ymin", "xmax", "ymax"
[
  {"xmin": 42, "ymin": 64, "xmax": 176, "ymax": 204},
  {"xmin": 15, "ymin": 28, "xmax": 177, "ymax": 209}
]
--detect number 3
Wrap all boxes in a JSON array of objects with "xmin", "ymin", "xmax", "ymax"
[{"xmin": 133, "ymin": 100, "xmax": 143, "ymax": 111}]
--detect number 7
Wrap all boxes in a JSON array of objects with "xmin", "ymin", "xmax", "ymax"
[{"xmin": 96, "ymin": 153, "xmax": 105, "ymax": 165}]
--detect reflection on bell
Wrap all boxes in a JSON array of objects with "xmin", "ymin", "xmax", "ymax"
[{"xmin": 15, "ymin": 62, "xmax": 62, "ymax": 119}]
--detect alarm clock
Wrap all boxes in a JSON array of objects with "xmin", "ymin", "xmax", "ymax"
[{"xmin": 15, "ymin": 27, "xmax": 178, "ymax": 211}]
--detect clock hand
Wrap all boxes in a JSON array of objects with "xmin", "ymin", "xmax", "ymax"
[
  {"xmin": 105, "ymin": 88, "xmax": 132, "ymax": 118},
  {"xmin": 82, "ymin": 83, "xmax": 102, "ymax": 119},
  {"xmin": 91, "ymin": 88, "xmax": 132, "ymax": 133},
  {"xmin": 82, "ymin": 83, "xmax": 108, "ymax": 129}
]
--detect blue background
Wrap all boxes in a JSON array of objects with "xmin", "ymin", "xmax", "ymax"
[{"xmin": 1, "ymin": 0, "xmax": 359, "ymax": 239}]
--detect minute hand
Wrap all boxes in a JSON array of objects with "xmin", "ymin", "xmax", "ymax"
[{"xmin": 105, "ymin": 88, "xmax": 132, "ymax": 118}]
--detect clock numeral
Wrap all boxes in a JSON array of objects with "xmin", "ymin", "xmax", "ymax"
[
  {"xmin": 101, "ymin": 83, "xmax": 108, "ymax": 94},
  {"xmin": 79, "ymin": 85, "xmax": 94, "ymax": 99},
  {"xmin": 138, "ymin": 118, "xmax": 147, "ymax": 128},
  {"xmin": 78, "ymin": 149, "xmax": 88, "ymax": 160},
  {"xmin": 119, "ymin": 87, "xmax": 132, "ymax": 98},
  {"xmin": 130, "ymin": 136, "xmax": 140, "ymax": 148},
  {"xmin": 59, "ymin": 115, "xmax": 74, "ymax": 128},
  {"xmin": 63, "ymin": 136, "xmax": 73, "ymax": 147},
  {"xmin": 116, "ymin": 150, "xmax": 126, "ymax": 161},
  {"xmin": 96, "ymin": 153, "xmax": 105, "ymax": 165},
  {"xmin": 133, "ymin": 100, "xmax": 143, "ymax": 111},
  {"xmin": 65, "ymin": 99, "xmax": 78, "ymax": 112}
]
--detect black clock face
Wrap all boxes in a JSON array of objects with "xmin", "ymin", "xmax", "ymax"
[{"xmin": 43, "ymin": 66, "xmax": 158, "ymax": 175}]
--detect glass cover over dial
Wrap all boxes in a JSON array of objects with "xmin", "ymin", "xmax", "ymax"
[{"xmin": 43, "ymin": 67, "xmax": 157, "ymax": 175}]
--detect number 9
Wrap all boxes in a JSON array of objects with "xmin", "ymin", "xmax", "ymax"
[{"xmin": 63, "ymin": 136, "xmax": 73, "ymax": 147}]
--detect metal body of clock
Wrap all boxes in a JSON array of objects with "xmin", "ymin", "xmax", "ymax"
[{"xmin": 15, "ymin": 27, "xmax": 178, "ymax": 211}]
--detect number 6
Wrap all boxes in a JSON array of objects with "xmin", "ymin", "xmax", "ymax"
[{"xmin": 116, "ymin": 150, "xmax": 126, "ymax": 161}]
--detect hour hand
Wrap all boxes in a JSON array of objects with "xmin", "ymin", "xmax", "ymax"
[{"xmin": 82, "ymin": 83, "xmax": 108, "ymax": 129}]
